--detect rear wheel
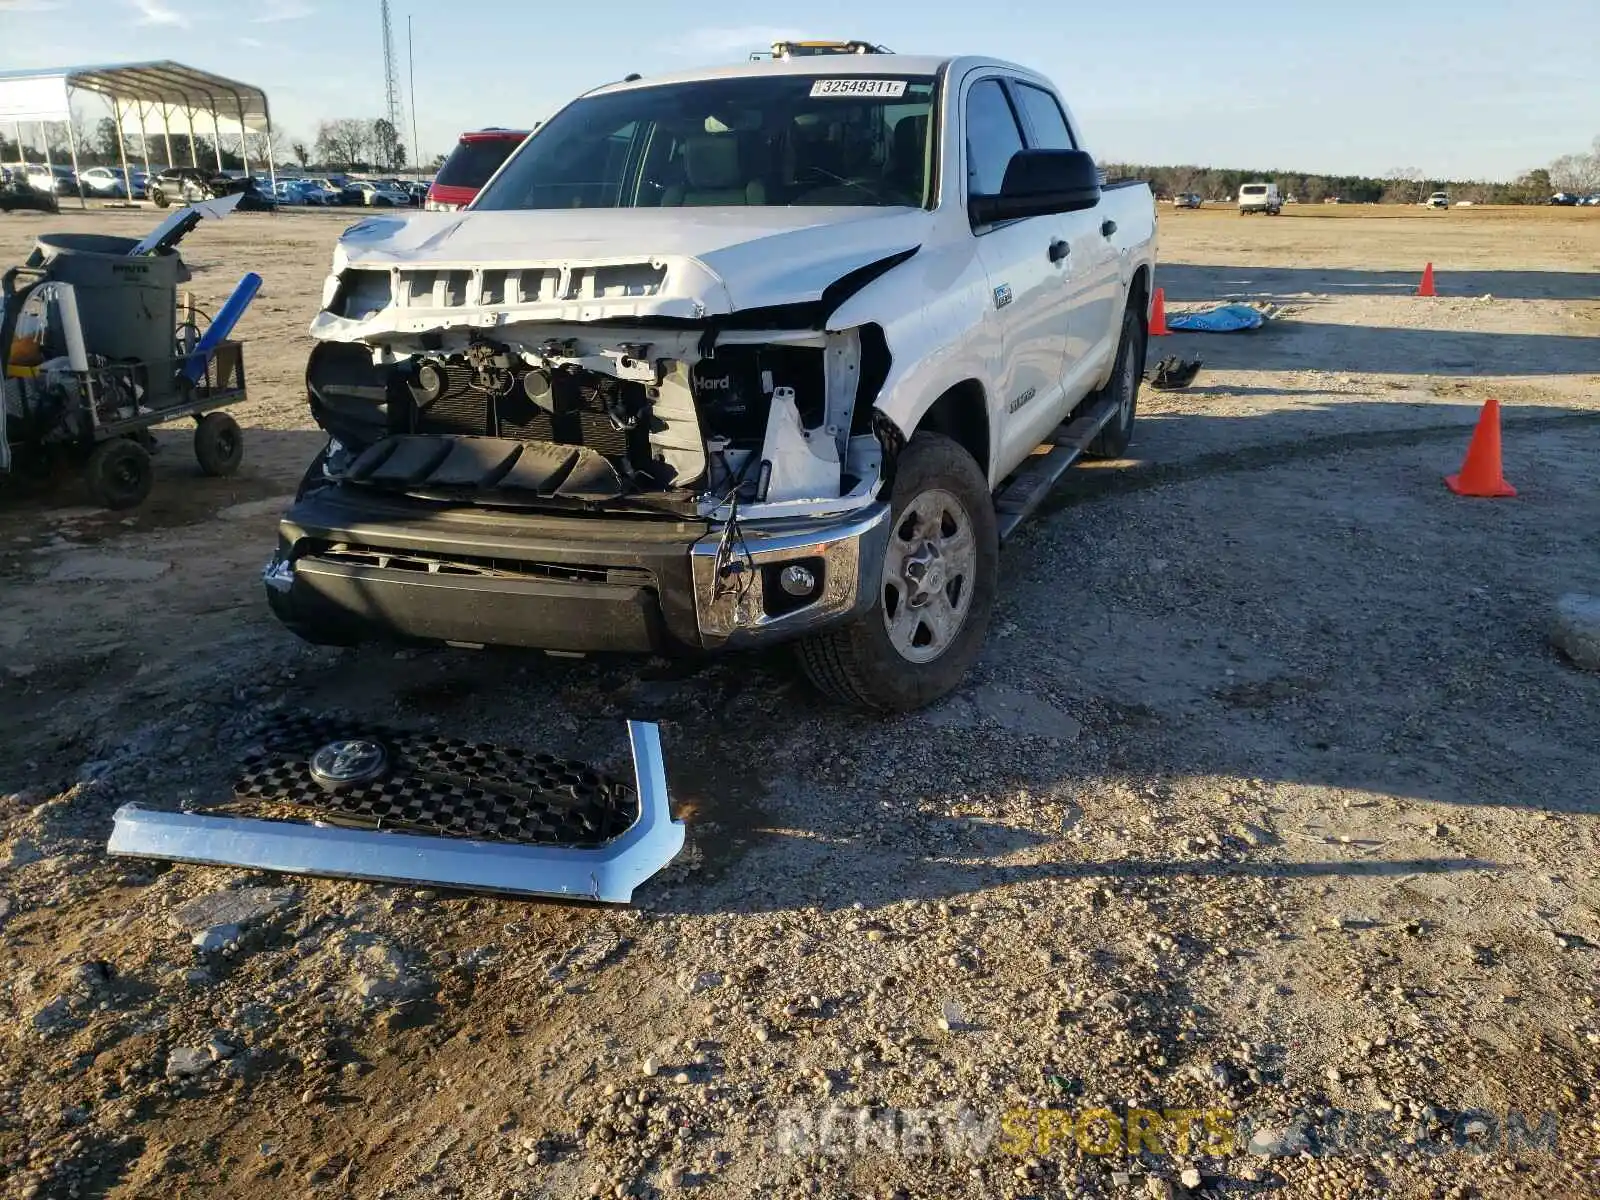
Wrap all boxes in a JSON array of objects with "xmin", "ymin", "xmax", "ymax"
[
  {"xmin": 1086, "ymin": 301, "xmax": 1147, "ymax": 458},
  {"xmin": 797, "ymin": 432, "xmax": 998, "ymax": 711},
  {"xmin": 85, "ymin": 438, "xmax": 153, "ymax": 510}
]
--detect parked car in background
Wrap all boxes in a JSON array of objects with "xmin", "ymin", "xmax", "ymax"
[
  {"xmin": 376, "ymin": 178, "xmax": 423, "ymax": 206},
  {"xmin": 22, "ymin": 164, "xmax": 80, "ymax": 196},
  {"xmin": 1172, "ymin": 192, "xmax": 1202, "ymax": 208},
  {"xmin": 275, "ymin": 178, "xmax": 335, "ymax": 206},
  {"xmin": 342, "ymin": 179, "xmax": 411, "ymax": 207},
  {"xmin": 78, "ymin": 166, "xmax": 135, "ymax": 198},
  {"xmin": 1238, "ymin": 182, "xmax": 1282, "ymax": 214},
  {"xmin": 1426, "ymin": 191, "xmax": 1449, "ymax": 209},
  {"xmin": 148, "ymin": 166, "xmax": 216, "ymax": 207},
  {"xmin": 1550, "ymin": 192, "xmax": 1580, "ymax": 206},
  {"xmin": 0, "ymin": 165, "xmax": 59, "ymax": 212},
  {"xmin": 425, "ymin": 127, "xmax": 530, "ymax": 210}
]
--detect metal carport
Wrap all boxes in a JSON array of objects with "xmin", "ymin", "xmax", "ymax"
[{"xmin": 0, "ymin": 61, "xmax": 277, "ymax": 205}]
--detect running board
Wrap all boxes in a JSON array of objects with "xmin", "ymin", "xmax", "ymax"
[
  {"xmin": 993, "ymin": 394, "xmax": 1120, "ymax": 541},
  {"xmin": 106, "ymin": 721, "xmax": 685, "ymax": 904}
]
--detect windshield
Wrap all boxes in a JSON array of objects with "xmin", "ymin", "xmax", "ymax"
[
  {"xmin": 435, "ymin": 136, "xmax": 527, "ymax": 189},
  {"xmin": 473, "ymin": 74, "xmax": 938, "ymax": 211}
]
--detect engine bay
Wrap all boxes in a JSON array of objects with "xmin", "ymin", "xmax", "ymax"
[{"xmin": 304, "ymin": 323, "xmax": 889, "ymax": 519}]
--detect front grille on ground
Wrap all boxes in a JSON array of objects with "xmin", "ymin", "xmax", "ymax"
[{"xmin": 232, "ymin": 712, "xmax": 637, "ymax": 847}]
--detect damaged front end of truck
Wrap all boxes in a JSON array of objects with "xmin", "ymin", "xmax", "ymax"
[{"xmin": 264, "ymin": 211, "xmax": 923, "ymax": 654}]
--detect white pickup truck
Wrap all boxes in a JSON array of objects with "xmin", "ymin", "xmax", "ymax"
[{"xmin": 265, "ymin": 49, "xmax": 1158, "ymax": 710}]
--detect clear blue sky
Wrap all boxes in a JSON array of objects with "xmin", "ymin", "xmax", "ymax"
[{"xmin": 1, "ymin": 0, "xmax": 1594, "ymax": 180}]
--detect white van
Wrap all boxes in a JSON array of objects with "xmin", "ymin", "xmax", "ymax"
[{"xmin": 1238, "ymin": 182, "xmax": 1282, "ymax": 215}]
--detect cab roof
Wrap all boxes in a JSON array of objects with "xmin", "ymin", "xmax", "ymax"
[{"xmin": 587, "ymin": 54, "xmax": 970, "ymax": 97}]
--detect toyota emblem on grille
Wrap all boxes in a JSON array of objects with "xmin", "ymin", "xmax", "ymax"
[{"xmin": 309, "ymin": 739, "xmax": 390, "ymax": 789}]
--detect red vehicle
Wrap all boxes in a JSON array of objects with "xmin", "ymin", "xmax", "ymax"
[{"xmin": 425, "ymin": 128, "xmax": 531, "ymax": 211}]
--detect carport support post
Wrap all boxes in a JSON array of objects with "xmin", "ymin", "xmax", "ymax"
[
  {"xmin": 264, "ymin": 100, "xmax": 278, "ymax": 192},
  {"xmin": 64, "ymin": 111, "xmax": 85, "ymax": 209},
  {"xmin": 235, "ymin": 96, "xmax": 252, "ymax": 180},
  {"xmin": 135, "ymin": 102, "xmax": 151, "ymax": 174},
  {"xmin": 11, "ymin": 122, "xmax": 22, "ymax": 173},
  {"xmin": 184, "ymin": 107, "xmax": 199, "ymax": 167},
  {"xmin": 159, "ymin": 106, "xmax": 175, "ymax": 175},
  {"xmin": 209, "ymin": 108, "xmax": 224, "ymax": 173},
  {"xmin": 41, "ymin": 124, "xmax": 54, "ymax": 193},
  {"xmin": 111, "ymin": 98, "xmax": 133, "ymax": 201}
]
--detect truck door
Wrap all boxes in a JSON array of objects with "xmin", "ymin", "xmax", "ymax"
[
  {"xmin": 964, "ymin": 77, "xmax": 1072, "ymax": 478},
  {"xmin": 1007, "ymin": 80, "xmax": 1121, "ymax": 400}
]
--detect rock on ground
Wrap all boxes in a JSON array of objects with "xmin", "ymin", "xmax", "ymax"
[{"xmin": 1551, "ymin": 593, "xmax": 1600, "ymax": 671}]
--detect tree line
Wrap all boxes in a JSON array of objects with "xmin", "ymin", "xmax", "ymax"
[{"xmin": 1108, "ymin": 137, "xmax": 1600, "ymax": 205}]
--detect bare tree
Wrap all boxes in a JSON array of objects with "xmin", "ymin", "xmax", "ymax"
[
  {"xmin": 244, "ymin": 126, "xmax": 288, "ymax": 166},
  {"xmin": 292, "ymin": 141, "xmax": 310, "ymax": 168},
  {"xmin": 315, "ymin": 118, "xmax": 377, "ymax": 169},
  {"xmin": 1548, "ymin": 150, "xmax": 1600, "ymax": 194}
]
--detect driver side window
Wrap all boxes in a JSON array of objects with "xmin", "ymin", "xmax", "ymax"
[{"xmin": 965, "ymin": 79, "xmax": 1024, "ymax": 199}]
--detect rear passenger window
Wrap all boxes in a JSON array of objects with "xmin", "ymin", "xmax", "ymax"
[
  {"xmin": 965, "ymin": 79, "xmax": 1024, "ymax": 198},
  {"xmin": 1013, "ymin": 84, "xmax": 1075, "ymax": 151}
]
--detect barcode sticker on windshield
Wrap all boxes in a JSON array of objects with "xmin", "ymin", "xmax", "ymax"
[{"xmin": 810, "ymin": 78, "xmax": 908, "ymax": 98}]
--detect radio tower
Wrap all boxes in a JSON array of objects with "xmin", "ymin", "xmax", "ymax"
[{"xmin": 380, "ymin": 0, "xmax": 404, "ymax": 169}]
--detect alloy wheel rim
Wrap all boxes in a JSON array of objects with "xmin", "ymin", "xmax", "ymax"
[{"xmin": 882, "ymin": 488, "xmax": 977, "ymax": 664}]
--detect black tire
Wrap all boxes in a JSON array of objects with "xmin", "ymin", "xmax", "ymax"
[
  {"xmin": 1085, "ymin": 301, "xmax": 1147, "ymax": 458},
  {"xmin": 797, "ymin": 431, "xmax": 998, "ymax": 711},
  {"xmin": 85, "ymin": 438, "xmax": 154, "ymax": 510},
  {"xmin": 151, "ymin": 186, "xmax": 170, "ymax": 209},
  {"xmin": 194, "ymin": 412, "xmax": 243, "ymax": 476}
]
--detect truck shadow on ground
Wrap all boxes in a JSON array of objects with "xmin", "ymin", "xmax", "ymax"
[{"xmin": 1158, "ymin": 263, "xmax": 1600, "ymax": 303}]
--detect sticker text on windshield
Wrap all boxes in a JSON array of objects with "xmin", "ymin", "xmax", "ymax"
[{"xmin": 809, "ymin": 79, "xmax": 908, "ymax": 98}]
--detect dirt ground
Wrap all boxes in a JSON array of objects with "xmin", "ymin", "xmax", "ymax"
[{"xmin": 1, "ymin": 203, "xmax": 1598, "ymax": 1200}]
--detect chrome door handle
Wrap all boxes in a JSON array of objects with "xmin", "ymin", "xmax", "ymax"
[{"xmin": 1047, "ymin": 238, "xmax": 1070, "ymax": 264}]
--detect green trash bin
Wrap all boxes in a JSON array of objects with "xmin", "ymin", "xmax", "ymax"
[{"xmin": 25, "ymin": 233, "xmax": 192, "ymax": 402}]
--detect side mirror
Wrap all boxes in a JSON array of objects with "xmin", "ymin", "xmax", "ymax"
[{"xmin": 969, "ymin": 148, "xmax": 1101, "ymax": 226}]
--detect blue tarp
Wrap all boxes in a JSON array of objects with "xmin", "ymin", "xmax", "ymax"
[{"xmin": 1167, "ymin": 304, "xmax": 1266, "ymax": 333}]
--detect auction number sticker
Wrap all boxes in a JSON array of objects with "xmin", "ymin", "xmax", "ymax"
[{"xmin": 809, "ymin": 78, "xmax": 908, "ymax": 98}]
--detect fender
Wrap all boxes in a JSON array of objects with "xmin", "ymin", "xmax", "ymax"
[{"xmin": 825, "ymin": 239, "xmax": 1003, "ymax": 482}]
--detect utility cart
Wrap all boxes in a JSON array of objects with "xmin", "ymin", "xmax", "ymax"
[{"xmin": 1, "ymin": 229, "xmax": 258, "ymax": 510}]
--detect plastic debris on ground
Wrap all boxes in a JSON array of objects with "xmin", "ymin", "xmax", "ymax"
[{"xmin": 1166, "ymin": 303, "xmax": 1271, "ymax": 333}]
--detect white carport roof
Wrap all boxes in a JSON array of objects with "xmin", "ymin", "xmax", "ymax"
[{"xmin": 0, "ymin": 61, "xmax": 277, "ymax": 201}]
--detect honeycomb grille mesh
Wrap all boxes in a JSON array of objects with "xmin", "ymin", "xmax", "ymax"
[{"xmin": 232, "ymin": 712, "xmax": 636, "ymax": 847}]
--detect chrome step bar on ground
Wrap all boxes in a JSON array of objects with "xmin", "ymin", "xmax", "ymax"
[
  {"xmin": 107, "ymin": 721, "xmax": 685, "ymax": 904},
  {"xmin": 992, "ymin": 394, "xmax": 1121, "ymax": 542}
]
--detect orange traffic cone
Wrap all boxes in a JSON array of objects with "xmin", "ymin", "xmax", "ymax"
[
  {"xmin": 1417, "ymin": 263, "xmax": 1437, "ymax": 297},
  {"xmin": 1150, "ymin": 287, "xmax": 1170, "ymax": 336},
  {"xmin": 1445, "ymin": 399, "xmax": 1516, "ymax": 497}
]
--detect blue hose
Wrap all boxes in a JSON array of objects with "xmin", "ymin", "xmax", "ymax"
[{"xmin": 184, "ymin": 271, "xmax": 261, "ymax": 383}]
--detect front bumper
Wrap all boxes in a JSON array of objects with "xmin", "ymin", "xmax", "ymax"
[{"xmin": 264, "ymin": 484, "xmax": 890, "ymax": 655}]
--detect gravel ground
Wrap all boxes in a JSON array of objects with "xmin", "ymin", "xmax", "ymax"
[{"xmin": 1, "ymin": 205, "xmax": 1598, "ymax": 1200}]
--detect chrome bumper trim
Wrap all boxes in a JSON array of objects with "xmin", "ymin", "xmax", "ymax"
[
  {"xmin": 106, "ymin": 721, "xmax": 684, "ymax": 904},
  {"xmin": 689, "ymin": 501, "xmax": 891, "ymax": 646}
]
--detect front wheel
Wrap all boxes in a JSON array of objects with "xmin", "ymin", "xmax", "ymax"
[
  {"xmin": 797, "ymin": 432, "xmax": 998, "ymax": 711},
  {"xmin": 151, "ymin": 187, "xmax": 170, "ymax": 209}
]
